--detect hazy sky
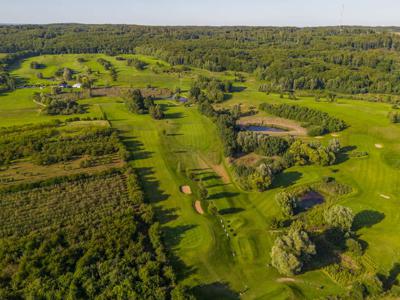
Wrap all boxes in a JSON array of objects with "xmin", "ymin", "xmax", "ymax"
[{"xmin": 1, "ymin": 0, "xmax": 399, "ymax": 26}]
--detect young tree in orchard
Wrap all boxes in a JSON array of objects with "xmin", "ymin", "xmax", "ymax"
[
  {"xmin": 324, "ymin": 205, "xmax": 354, "ymax": 232},
  {"xmin": 271, "ymin": 228, "xmax": 316, "ymax": 275}
]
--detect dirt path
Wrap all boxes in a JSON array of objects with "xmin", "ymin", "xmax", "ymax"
[{"xmin": 198, "ymin": 155, "xmax": 231, "ymax": 184}]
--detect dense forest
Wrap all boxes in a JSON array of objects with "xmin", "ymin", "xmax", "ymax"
[{"xmin": 1, "ymin": 25, "xmax": 400, "ymax": 94}]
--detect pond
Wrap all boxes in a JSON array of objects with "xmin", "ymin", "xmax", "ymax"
[
  {"xmin": 239, "ymin": 125, "xmax": 287, "ymax": 133},
  {"xmin": 298, "ymin": 191, "xmax": 324, "ymax": 210}
]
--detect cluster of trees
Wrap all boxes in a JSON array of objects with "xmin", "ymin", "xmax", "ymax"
[
  {"xmin": 123, "ymin": 89, "xmax": 164, "ymax": 119},
  {"xmin": 388, "ymin": 111, "xmax": 400, "ymax": 123},
  {"xmin": 0, "ymin": 124, "xmax": 127, "ymax": 166},
  {"xmin": 2, "ymin": 25, "xmax": 400, "ymax": 94},
  {"xmin": 287, "ymin": 139, "xmax": 339, "ymax": 166},
  {"xmin": 0, "ymin": 168, "xmax": 192, "ymax": 299},
  {"xmin": 259, "ymin": 103, "xmax": 347, "ymax": 135},
  {"xmin": 233, "ymin": 138, "xmax": 340, "ymax": 191},
  {"xmin": 236, "ymin": 131, "xmax": 289, "ymax": 156},
  {"xmin": 189, "ymin": 76, "xmax": 232, "ymax": 103},
  {"xmin": 34, "ymin": 91, "xmax": 85, "ymax": 115},
  {"xmin": 0, "ymin": 71, "xmax": 15, "ymax": 92},
  {"xmin": 97, "ymin": 58, "xmax": 117, "ymax": 81},
  {"xmin": 272, "ymin": 199, "xmax": 355, "ymax": 275},
  {"xmin": 232, "ymin": 162, "xmax": 275, "ymax": 191},
  {"xmin": 271, "ymin": 227, "xmax": 316, "ymax": 275},
  {"xmin": 127, "ymin": 57, "xmax": 148, "ymax": 70}
]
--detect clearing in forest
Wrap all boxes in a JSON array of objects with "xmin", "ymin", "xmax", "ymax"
[{"xmin": 237, "ymin": 115, "xmax": 307, "ymax": 136}]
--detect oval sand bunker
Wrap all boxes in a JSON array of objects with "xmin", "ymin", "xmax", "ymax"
[{"xmin": 180, "ymin": 185, "xmax": 192, "ymax": 194}]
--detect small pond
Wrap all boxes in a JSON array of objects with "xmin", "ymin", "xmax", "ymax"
[
  {"xmin": 239, "ymin": 125, "xmax": 287, "ymax": 133},
  {"xmin": 298, "ymin": 191, "xmax": 324, "ymax": 210}
]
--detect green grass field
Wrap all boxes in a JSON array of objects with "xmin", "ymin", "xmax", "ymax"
[{"xmin": 1, "ymin": 53, "xmax": 400, "ymax": 299}]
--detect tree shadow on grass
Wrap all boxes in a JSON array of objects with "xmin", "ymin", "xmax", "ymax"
[
  {"xmin": 208, "ymin": 191, "xmax": 239, "ymax": 200},
  {"xmin": 153, "ymin": 206, "xmax": 178, "ymax": 224},
  {"xmin": 135, "ymin": 167, "xmax": 170, "ymax": 203},
  {"xmin": 304, "ymin": 229, "xmax": 343, "ymax": 272},
  {"xmin": 191, "ymin": 282, "xmax": 240, "ymax": 300},
  {"xmin": 163, "ymin": 224, "xmax": 198, "ymax": 280},
  {"xmin": 219, "ymin": 207, "xmax": 245, "ymax": 215},
  {"xmin": 335, "ymin": 145, "xmax": 357, "ymax": 164},
  {"xmin": 202, "ymin": 174, "xmax": 221, "ymax": 181},
  {"xmin": 165, "ymin": 112, "xmax": 184, "ymax": 119},
  {"xmin": 378, "ymin": 263, "xmax": 400, "ymax": 291},
  {"xmin": 120, "ymin": 135, "xmax": 153, "ymax": 160},
  {"xmin": 231, "ymin": 86, "xmax": 247, "ymax": 93},
  {"xmin": 352, "ymin": 210, "xmax": 385, "ymax": 231},
  {"xmin": 271, "ymin": 171, "xmax": 302, "ymax": 189}
]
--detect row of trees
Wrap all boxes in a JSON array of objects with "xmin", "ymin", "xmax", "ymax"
[
  {"xmin": 2, "ymin": 25, "xmax": 400, "ymax": 94},
  {"xmin": 97, "ymin": 58, "xmax": 117, "ymax": 81},
  {"xmin": 0, "ymin": 123, "xmax": 126, "ymax": 166}
]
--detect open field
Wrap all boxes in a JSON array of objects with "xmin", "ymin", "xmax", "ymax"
[{"xmin": 1, "ymin": 53, "xmax": 400, "ymax": 298}]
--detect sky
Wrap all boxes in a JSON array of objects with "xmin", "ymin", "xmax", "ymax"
[{"xmin": 1, "ymin": 0, "xmax": 399, "ymax": 27}]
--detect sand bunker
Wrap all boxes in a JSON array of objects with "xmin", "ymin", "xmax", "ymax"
[
  {"xmin": 331, "ymin": 133, "xmax": 340, "ymax": 137},
  {"xmin": 375, "ymin": 144, "xmax": 383, "ymax": 149},
  {"xmin": 194, "ymin": 200, "xmax": 204, "ymax": 214},
  {"xmin": 180, "ymin": 185, "xmax": 192, "ymax": 194},
  {"xmin": 277, "ymin": 277, "xmax": 296, "ymax": 283},
  {"xmin": 380, "ymin": 194, "xmax": 390, "ymax": 199}
]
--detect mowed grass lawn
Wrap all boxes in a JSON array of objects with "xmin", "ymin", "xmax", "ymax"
[{"xmin": 1, "ymin": 54, "xmax": 400, "ymax": 298}]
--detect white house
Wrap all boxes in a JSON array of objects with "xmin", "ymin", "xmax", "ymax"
[{"xmin": 72, "ymin": 83, "xmax": 82, "ymax": 89}]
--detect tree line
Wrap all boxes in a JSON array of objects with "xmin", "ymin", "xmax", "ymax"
[
  {"xmin": 2, "ymin": 25, "xmax": 400, "ymax": 94},
  {"xmin": 259, "ymin": 103, "xmax": 347, "ymax": 135}
]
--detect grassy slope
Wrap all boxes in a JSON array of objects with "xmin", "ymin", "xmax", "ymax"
[{"xmin": 1, "ymin": 54, "xmax": 399, "ymax": 298}]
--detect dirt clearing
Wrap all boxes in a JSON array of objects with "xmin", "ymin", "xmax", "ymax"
[
  {"xmin": 180, "ymin": 185, "xmax": 192, "ymax": 194},
  {"xmin": 194, "ymin": 201, "xmax": 204, "ymax": 214},
  {"xmin": 237, "ymin": 116, "xmax": 307, "ymax": 136}
]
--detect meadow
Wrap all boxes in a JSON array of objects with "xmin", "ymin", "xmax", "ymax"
[{"xmin": 1, "ymin": 53, "xmax": 399, "ymax": 299}]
